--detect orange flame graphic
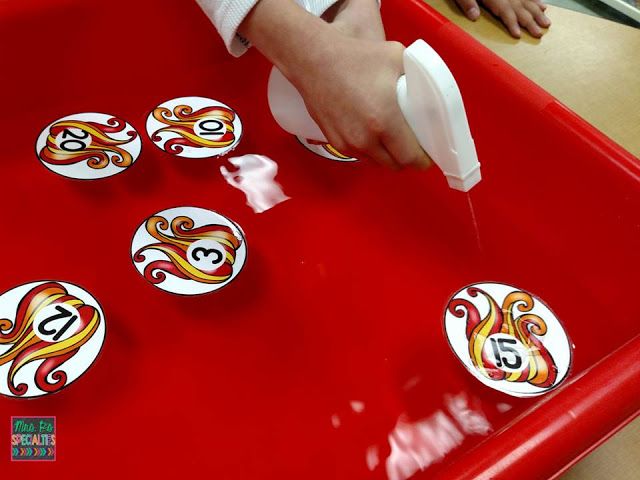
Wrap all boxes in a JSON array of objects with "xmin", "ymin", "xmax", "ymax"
[
  {"xmin": 39, "ymin": 117, "xmax": 137, "ymax": 169},
  {"xmin": 151, "ymin": 104, "xmax": 236, "ymax": 154},
  {"xmin": 133, "ymin": 215, "xmax": 242, "ymax": 285},
  {"xmin": 0, "ymin": 282, "xmax": 101, "ymax": 396},
  {"xmin": 448, "ymin": 287, "xmax": 558, "ymax": 388},
  {"xmin": 307, "ymin": 139, "xmax": 352, "ymax": 159}
]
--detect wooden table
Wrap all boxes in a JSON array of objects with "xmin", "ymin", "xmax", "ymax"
[
  {"xmin": 424, "ymin": 1, "xmax": 640, "ymax": 477},
  {"xmin": 426, "ymin": 0, "xmax": 640, "ymax": 159}
]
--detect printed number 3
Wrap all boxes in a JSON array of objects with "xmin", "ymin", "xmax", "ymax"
[
  {"xmin": 490, "ymin": 337, "xmax": 523, "ymax": 370},
  {"xmin": 192, "ymin": 247, "xmax": 223, "ymax": 265},
  {"xmin": 37, "ymin": 305, "xmax": 78, "ymax": 341},
  {"xmin": 60, "ymin": 128, "xmax": 89, "ymax": 152}
]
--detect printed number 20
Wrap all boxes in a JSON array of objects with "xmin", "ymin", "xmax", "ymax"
[{"xmin": 60, "ymin": 128, "xmax": 89, "ymax": 152}]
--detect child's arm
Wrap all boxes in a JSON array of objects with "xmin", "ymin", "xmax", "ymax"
[
  {"xmin": 239, "ymin": 0, "xmax": 431, "ymax": 169},
  {"xmin": 196, "ymin": 0, "xmax": 338, "ymax": 57},
  {"xmin": 197, "ymin": 0, "xmax": 431, "ymax": 169}
]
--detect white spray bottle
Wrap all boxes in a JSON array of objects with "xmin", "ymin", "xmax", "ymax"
[{"xmin": 267, "ymin": 40, "xmax": 481, "ymax": 192}]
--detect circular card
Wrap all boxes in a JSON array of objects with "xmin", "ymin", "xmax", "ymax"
[
  {"xmin": 297, "ymin": 136, "xmax": 357, "ymax": 162},
  {"xmin": 36, "ymin": 112, "xmax": 141, "ymax": 179},
  {"xmin": 444, "ymin": 282, "xmax": 572, "ymax": 397},
  {"xmin": 0, "ymin": 281, "xmax": 106, "ymax": 398},
  {"xmin": 131, "ymin": 206, "xmax": 247, "ymax": 295},
  {"xmin": 146, "ymin": 96, "xmax": 242, "ymax": 158}
]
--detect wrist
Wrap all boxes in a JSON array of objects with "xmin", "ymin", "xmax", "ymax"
[
  {"xmin": 284, "ymin": 27, "xmax": 338, "ymax": 88},
  {"xmin": 239, "ymin": 0, "xmax": 334, "ymax": 79}
]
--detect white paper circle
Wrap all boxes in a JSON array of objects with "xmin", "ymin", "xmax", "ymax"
[
  {"xmin": 131, "ymin": 206, "xmax": 247, "ymax": 295},
  {"xmin": 146, "ymin": 96, "xmax": 242, "ymax": 158},
  {"xmin": 36, "ymin": 112, "xmax": 141, "ymax": 179},
  {"xmin": 0, "ymin": 281, "xmax": 106, "ymax": 398},
  {"xmin": 444, "ymin": 282, "xmax": 572, "ymax": 397}
]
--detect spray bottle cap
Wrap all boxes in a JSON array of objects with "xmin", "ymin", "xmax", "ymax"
[{"xmin": 397, "ymin": 40, "xmax": 481, "ymax": 192}]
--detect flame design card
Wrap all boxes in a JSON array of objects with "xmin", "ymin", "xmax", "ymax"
[
  {"xmin": 146, "ymin": 96, "xmax": 242, "ymax": 158},
  {"xmin": 131, "ymin": 206, "xmax": 247, "ymax": 295},
  {"xmin": 444, "ymin": 282, "xmax": 572, "ymax": 397},
  {"xmin": 35, "ymin": 113, "xmax": 141, "ymax": 180},
  {"xmin": 0, "ymin": 281, "xmax": 105, "ymax": 398}
]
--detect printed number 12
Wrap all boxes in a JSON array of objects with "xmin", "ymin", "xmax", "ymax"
[{"xmin": 37, "ymin": 305, "xmax": 77, "ymax": 341}]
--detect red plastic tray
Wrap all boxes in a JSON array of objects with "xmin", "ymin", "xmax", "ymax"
[{"xmin": 1, "ymin": 0, "xmax": 639, "ymax": 478}]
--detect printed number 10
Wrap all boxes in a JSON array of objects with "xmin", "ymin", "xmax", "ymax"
[{"xmin": 197, "ymin": 120, "xmax": 225, "ymax": 135}]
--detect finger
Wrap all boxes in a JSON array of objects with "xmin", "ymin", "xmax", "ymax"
[
  {"xmin": 517, "ymin": 8, "xmax": 543, "ymax": 37},
  {"xmin": 456, "ymin": 0, "xmax": 482, "ymax": 20},
  {"xmin": 338, "ymin": 137, "xmax": 401, "ymax": 170},
  {"xmin": 525, "ymin": 2, "xmax": 551, "ymax": 28},
  {"xmin": 380, "ymin": 120, "xmax": 433, "ymax": 170},
  {"xmin": 369, "ymin": 143, "xmax": 403, "ymax": 170},
  {"xmin": 498, "ymin": 7, "xmax": 521, "ymax": 38},
  {"xmin": 532, "ymin": 0, "xmax": 548, "ymax": 10}
]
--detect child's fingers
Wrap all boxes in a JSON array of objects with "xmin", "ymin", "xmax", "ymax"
[
  {"xmin": 371, "ymin": 143, "xmax": 403, "ymax": 170},
  {"xmin": 381, "ymin": 121, "xmax": 432, "ymax": 169},
  {"xmin": 342, "ymin": 140, "xmax": 400, "ymax": 170},
  {"xmin": 337, "ymin": 132, "xmax": 402, "ymax": 170},
  {"xmin": 525, "ymin": 2, "xmax": 551, "ymax": 27},
  {"xmin": 532, "ymin": 0, "xmax": 548, "ymax": 10},
  {"xmin": 495, "ymin": 7, "xmax": 521, "ymax": 38},
  {"xmin": 456, "ymin": 0, "xmax": 482, "ymax": 20},
  {"xmin": 517, "ymin": 8, "xmax": 543, "ymax": 37}
]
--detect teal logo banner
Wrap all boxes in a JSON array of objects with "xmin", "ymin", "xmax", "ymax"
[{"xmin": 11, "ymin": 417, "xmax": 56, "ymax": 461}]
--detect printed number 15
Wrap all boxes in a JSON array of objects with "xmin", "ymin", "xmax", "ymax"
[{"xmin": 490, "ymin": 337, "xmax": 523, "ymax": 370}]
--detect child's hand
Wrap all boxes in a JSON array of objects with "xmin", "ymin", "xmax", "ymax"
[
  {"xmin": 323, "ymin": 0, "xmax": 386, "ymax": 41},
  {"xmin": 455, "ymin": 0, "xmax": 551, "ymax": 38},
  {"xmin": 293, "ymin": 36, "xmax": 431, "ymax": 169},
  {"xmin": 240, "ymin": 0, "xmax": 431, "ymax": 169},
  {"xmin": 312, "ymin": 0, "xmax": 432, "ymax": 168}
]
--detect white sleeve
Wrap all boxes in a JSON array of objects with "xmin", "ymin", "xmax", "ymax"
[{"xmin": 196, "ymin": 0, "xmax": 340, "ymax": 57}]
